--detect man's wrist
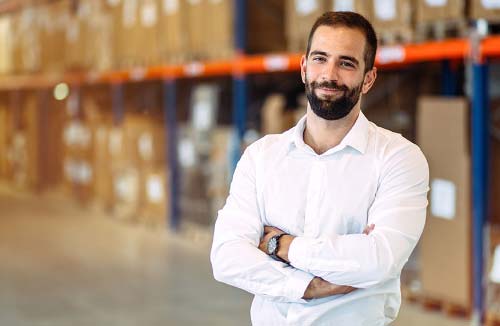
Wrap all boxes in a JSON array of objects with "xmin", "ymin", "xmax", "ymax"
[{"xmin": 277, "ymin": 234, "xmax": 295, "ymax": 263}]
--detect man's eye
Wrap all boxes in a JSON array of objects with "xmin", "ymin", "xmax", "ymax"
[
  {"xmin": 340, "ymin": 61, "xmax": 354, "ymax": 68},
  {"xmin": 312, "ymin": 57, "xmax": 326, "ymax": 62}
]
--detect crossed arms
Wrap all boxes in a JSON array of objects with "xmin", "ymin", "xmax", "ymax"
[{"xmin": 210, "ymin": 143, "xmax": 429, "ymax": 302}]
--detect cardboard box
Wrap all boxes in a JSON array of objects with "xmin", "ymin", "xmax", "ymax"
[
  {"xmin": 205, "ymin": 0, "xmax": 234, "ymax": 60},
  {"xmin": 286, "ymin": 0, "xmax": 329, "ymax": 52},
  {"xmin": 11, "ymin": 9, "xmax": 41, "ymax": 73},
  {"xmin": 416, "ymin": 0, "xmax": 465, "ymax": 24},
  {"xmin": 417, "ymin": 96, "xmax": 471, "ymax": 308},
  {"xmin": 247, "ymin": 0, "xmax": 286, "ymax": 54},
  {"xmin": 470, "ymin": 0, "xmax": 500, "ymax": 21},
  {"xmin": 0, "ymin": 16, "xmax": 13, "ymax": 74},
  {"xmin": 158, "ymin": 0, "xmax": 188, "ymax": 63},
  {"xmin": 370, "ymin": 0, "xmax": 413, "ymax": 43},
  {"xmin": 39, "ymin": 0, "xmax": 69, "ymax": 73}
]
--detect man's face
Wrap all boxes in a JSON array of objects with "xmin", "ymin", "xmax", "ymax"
[{"xmin": 301, "ymin": 25, "xmax": 376, "ymax": 121}]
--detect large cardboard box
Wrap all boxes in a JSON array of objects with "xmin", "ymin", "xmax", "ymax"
[
  {"xmin": 158, "ymin": 0, "xmax": 188, "ymax": 63},
  {"xmin": 11, "ymin": 8, "xmax": 41, "ymax": 73},
  {"xmin": 370, "ymin": 0, "xmax": 413, "ymax": 43},
  {"xmin": 415, "ymin": 0, "xmax": 465, "ymax": 23},
  {"xmin": 205, "ymin": 0, "xmax": 234, "ymax": 60},
  {"xmin": 417, "ymin": 96, "xmax": 471, "ymax": 308},
  {"xmin": 247, "ymin": 0, "xmax": 286, "ymax": 54},
  {"xmin": 39, "ymin": 0, "xmax": 69, "ymax": 73},
  {"xmin": 470, "ymin": 0, "xmax": 500, "ymax": 21},
  {"xmin": 286, "ymin": 0, "xmax": 329, "ymax": 52}
]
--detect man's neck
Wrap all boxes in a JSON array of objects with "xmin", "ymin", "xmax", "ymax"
[{"xmin": 303, "ymin": 106, "xmax": 360, "ymax": 155}]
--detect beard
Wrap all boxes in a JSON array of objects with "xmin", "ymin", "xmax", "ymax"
[{"xmin": 305, "ymin": 77, "xmax": 363, "ymax": 121}]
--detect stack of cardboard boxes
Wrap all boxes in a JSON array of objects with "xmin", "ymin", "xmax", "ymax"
[{"xmin": 417, "ymin": 96, "xmax": 472, "ymax": 310}]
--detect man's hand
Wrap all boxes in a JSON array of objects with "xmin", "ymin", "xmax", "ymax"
[
  {"xmin": 363, "ymin": 224, "xmax": 375, "ymax": 235},
  {"xmin": 302, "ymin": 277, "xmax": 356, "ymax": 300},
  {"xmin": 258, "ymin": 226, "xmax": 295, "ymax": 263}
]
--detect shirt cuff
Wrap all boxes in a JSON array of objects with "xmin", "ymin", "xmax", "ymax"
[
  {"xmin": 288, "ymin": 236, "xmax": 314, "ymax": 272},
  {"xmin": 284, "ymin": 268, "xmax": 315, "ymax": 301}
]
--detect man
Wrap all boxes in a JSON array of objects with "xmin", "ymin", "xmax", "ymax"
[{"xmin": 211, "ymin": 11, "xmax": 429, "ymax": 325}]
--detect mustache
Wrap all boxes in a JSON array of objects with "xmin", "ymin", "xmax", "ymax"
[{"xmin": 311, "ymin": 81, "xmax": 349, "ymax": 92}]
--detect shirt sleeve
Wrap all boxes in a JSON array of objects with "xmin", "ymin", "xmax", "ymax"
[
  {"xmin": 288, "ymin": 143, "xmax": 429, "ymax": 288},
  {"xmin": 210, "ymin": 142, "xmax": 314, "ymax": 302}
]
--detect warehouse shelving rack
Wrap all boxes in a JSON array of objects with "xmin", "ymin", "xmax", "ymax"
[{"xmin": 0, "ymin": 1, "xmax": 499, "ymax": 323}]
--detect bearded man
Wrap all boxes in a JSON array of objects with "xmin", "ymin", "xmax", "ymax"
[{"xmin": 211, "ymin": 11, "xmax": 429, "ymax": 326}]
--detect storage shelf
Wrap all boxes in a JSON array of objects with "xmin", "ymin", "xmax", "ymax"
[{"xmin": 1, "ymin": 36, "xmax": 500, "ymax": 91}]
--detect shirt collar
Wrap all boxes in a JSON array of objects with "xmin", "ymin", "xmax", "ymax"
[{"xmin": 289, "ymin": 111, "xmax": 369, "ymax": 155}]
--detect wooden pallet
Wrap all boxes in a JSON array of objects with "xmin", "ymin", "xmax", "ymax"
[
  {"xmin": 414, "ymin": 19, "xmax": 468, "ymax": 43},
  {"xmin": 401, "ymin": 287, "xmax": 471, "ymax": 319}
]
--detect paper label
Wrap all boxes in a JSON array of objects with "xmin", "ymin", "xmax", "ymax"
[
  {"xmin": 295, "ymin": 0, "xmax": 318, "ymax": 15},
  {"xmin": 63, "ymin": 121, "xmax": 91, "ymax": 148},
  {"xmin": 141, "ymin": 0, "xmax": 158, "ymax": 27},
  {"xmin": 333, "ymin": 0, "xmax": 354, "ymax": 11},
  {"xmin": 66, "ymin": 20, "xmax": 79, "ymax": 43},
  {"xmin": 376, "ymin": 46, "xmax": 405, "ymax": 64},
  {"xmin": 430, "ymin": 178, "xmax": 456, "ymax": 220},
  {"xmin": 163, "ymin": 0, "xmax": 179, "ymax": 15},
  {"xmin": 374, "ymin": 0, "xmax": 396, "ymax": 21},
  {"xmin": 138, "ymin": 132, "xmax": 154, "ymax": 161},
  {"xmin": 115, "ymin": 170, "xmax": 139, "ymax": 201},
  {"xmin": 107, "ymin": 0, "xmax": 121, "ymax": 7},
  {"xmin": 263, "ymin": 55, "xmax": 290, "ymax": 71},
  {"xmin": 178, "ymin": 138, "xmax": 196, "ymax": 167},
  {"xmin": 122, "ymin": 0, "xmax": 138, "ymax": 28},
  {"xmin": 482, "ymin": 0, "xmax": 500, "ymax": 9},
  {"xmin": 425, "ymin": 0, "xmax": 447, "ymax": 6},
  {"xmin": 490, "ymin": 245, "xmax": 500, "ymax": 283},
  {"xmin": 147, "ymin": 175, "xmax": 165, "ymax": 203},
  {"xmin": 108, "ymin": 129, "xmax": 123, "ymax": 156}
]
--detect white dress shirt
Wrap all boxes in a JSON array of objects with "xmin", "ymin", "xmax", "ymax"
[{"xmin": 211, "ymin": 112, "xmax": 429, "ymax": 326}]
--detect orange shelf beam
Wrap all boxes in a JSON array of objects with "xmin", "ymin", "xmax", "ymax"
[{"xmin": 1, "ymin": 36, "xmax": 500, "ymax": 90}]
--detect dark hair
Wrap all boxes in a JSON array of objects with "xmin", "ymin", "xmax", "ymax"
[{"xmin": 306, "ymin": 11, "xmax": 378, "ymax": 72}]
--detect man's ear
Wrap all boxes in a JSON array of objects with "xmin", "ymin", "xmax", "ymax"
[
  {"xmin": 300, "ymin": 55, "xmax": 307, "ymax": 84},
  {"xmin": 362, "ymin": 67, "xmax": 377, "ymax": 94}
]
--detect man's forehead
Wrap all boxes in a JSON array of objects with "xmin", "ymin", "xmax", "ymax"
[{"xmin": 310, "ymin": 25, "xmax": 366, "ymax": 56}]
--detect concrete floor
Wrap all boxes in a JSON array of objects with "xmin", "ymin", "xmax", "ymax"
[{"xmin": 0, "ymin": 186, "xmax": 471, "ymax": 326}]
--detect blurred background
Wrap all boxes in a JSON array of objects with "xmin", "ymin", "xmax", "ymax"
[{"xmin": 0, "ymin": 0, "xmax": 500, "ymax": 325}]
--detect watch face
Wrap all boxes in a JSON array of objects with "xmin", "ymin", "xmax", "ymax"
[{"xmin": 267, "ymin": 237, "xmax": 278, "ymax": 255}]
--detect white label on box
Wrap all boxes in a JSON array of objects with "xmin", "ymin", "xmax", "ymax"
[
  {"xmin": 66, "ymin": 21, "xmax": 79, "ymax": 43},
  {"xmin": 295, "ymin": 0, "xmax": 318, "ymax": 15},
  {"xmin": 115, "ymin": 170, "xmax": 139, "ymax": 201},
  {"xmin": 192, "ymin": 102, "xmax": 213, "ymax": 131},
  {"xmin": 430, "ymin": 178, "xmax": 456, "ymax": 220},
  {"xmin": 178, "ymin": 138, "xmax": 196, "ymax": 168},
  {"xmin": 374, "ymin": 0, "xmax": 396, "ymax": 21},
  {"xmin": 141, "ymin": 0, "xmax": 158, "ymax": 27},
  {"xmin": 109, "ymin": 129, "xmax": 123, "ymax": 156},
  {"xmin": 482, "ymin": 0, "xmax": 500, "ymax": 9},
  {"xmin": 376, "ymin": 46, "xmax": 405, "ymax": 64},
  {"xmin": 184, "ymin": 62, "xmax": 204, "ymax": 76},
  {"xmin": 490, "ymin": 245, "xmax": 500, "ymax": 283},
  {"xmin": 334, "ymin": 0, "xmax": 354, "ymax": 11},
  {"xmin": 264, "ymin": 55, "xmax": 290, "ymax": 71},
  {"xmin": 123, "ymin": 0, "xmax": 138, "ymax": 28},
  {"xmin": 425, "ymin": 0, "xmax": 447, "ymax": 7},
  {"xmin": 147, "ymin": 175, "xmax": 165, "ymax": 203},
  {"xmin": 107, "ymin": 0, "xmax": 121, "ymax": 7},
  {"xmin": 138, "ymin": 132, "xmax": 154, "ymax": 161},
  {"xmin": 76, "ymin": 162, "xmax": 92, "ymax": 184},
  {"xmin": 163, "ymin": 0, "xmax": 179, "ymax": 14}
]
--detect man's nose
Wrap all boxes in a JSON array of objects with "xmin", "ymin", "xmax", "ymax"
[{"xmin": 322, "ymin": 62, "xmax": 339, "ymax": 82}]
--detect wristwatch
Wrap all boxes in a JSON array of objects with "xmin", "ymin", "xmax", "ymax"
[{"xmin": 267, "ymin": 233, "xmax": 288, "ymax": 263}]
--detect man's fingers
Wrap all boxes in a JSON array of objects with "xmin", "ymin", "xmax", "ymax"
[{"xmin": 363, "ymin": 224, "xmax": 375, "ymax": 235}]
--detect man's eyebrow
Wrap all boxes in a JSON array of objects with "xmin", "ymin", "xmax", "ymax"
[
  {"xmin": 310, "ymin": 50, "xmax": 328, "ymax": 57},
  {"xmin": 340, "ymin": 55, "xmax": 359, "ymax": 66}
]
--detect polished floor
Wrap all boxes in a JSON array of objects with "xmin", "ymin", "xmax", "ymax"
[{"xmin": 0, "ymin": 186, "xmax": 469, "ymax": 326}]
